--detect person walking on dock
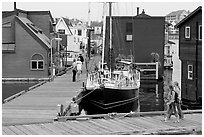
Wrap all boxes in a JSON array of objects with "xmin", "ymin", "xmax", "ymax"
[
  {"xmin": 173, "ymin": 81, "xmax": 184, "ymax": 120},
  {"xmin": 76, "ymin": 58, "xmax": 82, "ymax": 81},
  {"xmin": 164, "ymin": 85, "xmax": 179, "ymax": 123},
  {"xmin": 163, "ymin": 82, "xmax": 172, "ymax": 121},
  {"xmin": 78, "ymin": 54, "xmax": 84, "ymax": 64},
  {"xmin": 72, "ymin": 59, "xmax": 77, "ymax": 82}
]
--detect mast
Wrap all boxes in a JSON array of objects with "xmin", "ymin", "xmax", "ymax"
[
  {"xmin": 109, "ymin": 2, "xmax": 112, "ymax": 75},
  {"xmin": 101, "ymin": 3, "xmax": 106, "ymax": 71}
]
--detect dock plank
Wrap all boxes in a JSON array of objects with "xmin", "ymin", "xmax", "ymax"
[
  {"xmin": 115, "ymin": 118, "xmax": 144, "ymax": 131},
  {"xmin": 15, "ymin": 125, "xmax": 34, "ymax": 135},
  {"xmin": 70, "ymin": 120, "xmax": 103, "ymax": 134},
  {"xmin": 2, "ymin": 126, "xmax": 16, "ymax": 135},
  {"xmin": 58, "ymin": 122, "xmax": 83, "ymax": 134},
  {"xmin": 43, "ymin": 123, "xmax": 68, "ymax": 135},
  {"xmin": 88, "ymin": 120, "xmax": 115, "ymax": 132},
  {"xmin": 21, "ymin": 125, "xmax": 40, "ymax": 135},
  {"xmin": 52, "ymin": 122, "xmax": 79, "ymax": 134},
  {"xmin": 65, "ymin": 121, "xmax": 93, "ymax": 134},
  {"xmin": 6, "ymin": 125, "xmax": 26, "ymax": 135}
]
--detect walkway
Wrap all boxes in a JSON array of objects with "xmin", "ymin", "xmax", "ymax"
[{"xmin": 2, "ymin": 64, "xmax": 88, "ymax": 126}]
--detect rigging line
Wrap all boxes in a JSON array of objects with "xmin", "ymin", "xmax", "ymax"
[{"xmin": 76, "ymin": 87, "xmax": 98, "ymax": 103}]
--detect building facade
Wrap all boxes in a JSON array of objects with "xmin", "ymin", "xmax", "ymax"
[
  {"xmin": 2, "ymin": 8, "xmax": 55, "ymax": 79},
  {"xmin": 105, "ymin": 10, "xmax": 165, "ymax": 78},
  {"xmin": 175, "ymin": 6, "xmax": 202, "ymax": 106},
  {"xmin": 69, "ymin": 19, "xmax": 88, "ymax": 53},
  {"xmin": 166, "ymin": 10, "xmax": 189, "ymax": 39}
]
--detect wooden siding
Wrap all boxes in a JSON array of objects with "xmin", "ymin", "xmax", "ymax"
[
  {"xmin": 178, "ymin": 10, "xmax": 202, "ymax": 61},
  {"xmin": 2, "ymin": 20, "xmax": 49, "ymax": 78},
  {"xmin": 178, "ymin": 8, "xmax": 202, "ymax": 103},
  {"xmin": 181, "ymin": 60, "xmax": 202, "ymax": 101},
  {"xmin": 2, "ymin": 15, "xmax": 15, "ymax": 43}
]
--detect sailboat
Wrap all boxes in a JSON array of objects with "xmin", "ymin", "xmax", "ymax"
[{"xmin": 79, "ymin": 2, "xmax": 140, "ymax": 114}]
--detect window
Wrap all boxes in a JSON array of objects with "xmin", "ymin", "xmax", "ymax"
[
  {"xmin": 58, "ymin": 29, "xmax": 65, "ymax": 34},
  {"xmin": 126, "ymin": 35, "xmax": 132, "ymax": 41},
  {"xmin": 199, "ymin": 25, "xmax": 202, "ymax": 40},
  {"xmin": 78, "ymin": 29, "xmax": 82, "ymax": 36},
  {"xmin": 2, "ymin": 22, "xmax": 11, "ymax": 27},
  {"xmin": 185, "ymin": 26, "xmax": 190, "ymax": 39},
  {"xmin": 126, "ymin": 22, "xmax": 132, "ymax": 33},
  {"xmin": 30, "ymin": 54, "xmax": 44, "ymax": 70},
  {"xmin": 188, "ymin": 65, "xmax": 193, "ymax": 80}
]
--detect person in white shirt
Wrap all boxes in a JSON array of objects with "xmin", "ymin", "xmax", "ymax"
[{"xmin": 76, "ymin": 58, "xmax": 82, "ymax": 81}]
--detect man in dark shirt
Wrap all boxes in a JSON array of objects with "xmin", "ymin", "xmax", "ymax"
[{"xmin": 78, "ymin": 54, "xmax": 84, "ymax": 64}]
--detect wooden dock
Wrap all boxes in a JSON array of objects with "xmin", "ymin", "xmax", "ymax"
[
  {"xmin": 2, "ymin": 112, "xmax": 202, "ymax": 135},
  {"xmin": 2, "ymin": 67, "xmax": 87, "ymax": 126}
]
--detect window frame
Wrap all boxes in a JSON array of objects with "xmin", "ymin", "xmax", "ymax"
[
  {"xmin": 31, "ymin": 60, "xmax": 44, "ymax": 70},
  {"xmin": 126, "ymin": 22, "xmax": 133, "ymax": 33},
  {"xmin": 187, "ymin": 65, "xmax": 193, "ymax": 80},
  {"xmin": 2, "ymin": 22, "xmax": 11, "ymax": 27},
  {"xmin": 30, "ymin": 53, "xmax": 44, "ymax": 70},
  {"xmin": 58, "ymin": 29, "xmax": 65, "ymax": 34},
  {"xmin": 199, "ymin": 25, "xmax": 202, "ymax": 40},
  {"xmin": 185, "ymin": 26, "xmax": 191, "ymax": 39}
]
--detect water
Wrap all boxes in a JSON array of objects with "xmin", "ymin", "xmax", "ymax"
[
  {"xmin": 2, "ymin": 83, "xmax": 38, "ymax": 103},
  {"xmin": 139, "ymin": 81, "xmax": 164, "ymax": 112}
]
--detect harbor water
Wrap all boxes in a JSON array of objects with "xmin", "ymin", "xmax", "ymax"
[{"xmin": 2, "ymin": 82, "xmax": 38, "ymax": 103}]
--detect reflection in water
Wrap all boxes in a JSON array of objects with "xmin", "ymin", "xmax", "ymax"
[{"xmin": 139, "ymin": 81, "xmax": 163, "ymax": 112}]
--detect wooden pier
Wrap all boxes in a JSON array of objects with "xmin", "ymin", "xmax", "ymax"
[
  {"xmin": 2, "ymin": 59, "xmax": 202, "ymax": 135},
  {"xmin": 2, "ymin": 112, "xmax": 202, "ymax": 135}
]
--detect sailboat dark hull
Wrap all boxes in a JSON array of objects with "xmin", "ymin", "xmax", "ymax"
[{"xmin": 80, "ymin": 87, "xmax": 140, "ymax": 115}]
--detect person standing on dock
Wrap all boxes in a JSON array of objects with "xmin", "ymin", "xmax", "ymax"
[
  {"xmin": 173, "ymin": 81, "xmax": 184, "ymax": 120},
  {"xmin": 164, "ymin": 85, "xmax": 179, "ymax": 122},
  {"xmin": 72, "ymin": 59, "xmax": 77, "ymax": 82},
  {"xmin": 76, "ymin": 58, "xmax": 82, "ymax": 81}
]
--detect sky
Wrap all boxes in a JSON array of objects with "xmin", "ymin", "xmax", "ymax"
[{"xmin": 1, "ymin": 0, "xmax": 202, "ymax": 21}]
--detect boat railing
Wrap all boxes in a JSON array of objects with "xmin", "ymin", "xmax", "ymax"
[{"xmin": 87, "ymin": 69, "xmax": 140, "ymax": 88}]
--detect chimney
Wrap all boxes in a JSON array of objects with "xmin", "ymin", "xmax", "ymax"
[
  {"xmin": 14, "ymin": 2, "xmax": 16, "ymax": 10},
  {"xmin": 137, "ymin": 7, "xmax": 139, "ymax": 15},
  {"xmin": 142, "ymin": 9, "xmax": 145, "ymax": 14}
]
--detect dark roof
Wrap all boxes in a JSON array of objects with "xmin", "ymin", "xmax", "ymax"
[
  {"xmin": 175, "ymin": 6, "xmax": 202, "ymax": 28},
  {"xmin": 62, "ymin": 17, "xmax": 72, "ymax": 27},
  {"xmin": 15, "ymin": 16, "xmax": 51, "ymax": 50},
  {"xmin": 3, "ymin": 8, "xmax": 54, "ymax": 23}
]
